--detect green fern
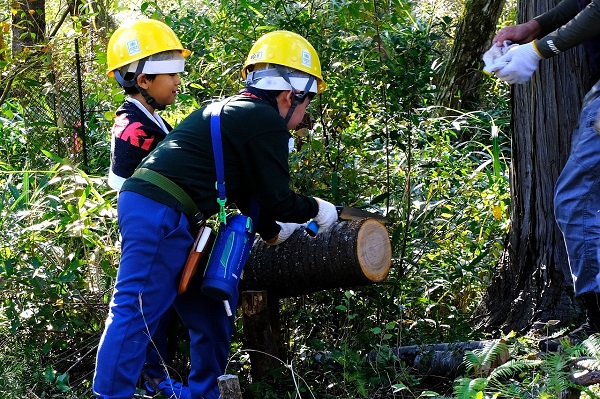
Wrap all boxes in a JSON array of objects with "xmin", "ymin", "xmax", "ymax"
[
  {"xmin": 486, "ymin": 378, "xmax": 527, "ymax": 399},
  {"xmin": 488, "ymin": 359, "xmax": 542, "ymax": 380},
  {"xmin": 463, "ymin": 339, "xmax": 510, "ymax": 377},
  {"xmin": 453, "ymin": 377, "xmax": 487, "ymax": 399},
  {"xmin": 583, "ymin": 333, "xmax": 600, "ymax": 362},
  {"xmin": 455, "ymin": 337, "xmax": 596, "ymax": 399}
]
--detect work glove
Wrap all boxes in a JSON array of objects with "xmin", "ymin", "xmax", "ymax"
[
  {"xmin": 312, "ymin": 198, "xmax": 338, "ymax": 234},
  {"xmin": 267, "ymin": 222, "xmax": 306, "ymax": 246},
  {"xmin": 489, "ymin": 41, "xmax": 542, "ymax": 85},
  {"xmin": 482, "ymin": 41, "xmax": 515, "ymax": 75}
]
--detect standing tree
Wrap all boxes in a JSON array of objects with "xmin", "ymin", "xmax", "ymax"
[
  {"xmin": 473, "ymin": 0, "xmax": 594, "ymax": 334},
  {"xmin": 11, "ymin": 0, "xmax": 45, "ymax": 54},
  {"xmin": 436, "ymin": 0, "xmax": 506, "ymax": 112}
]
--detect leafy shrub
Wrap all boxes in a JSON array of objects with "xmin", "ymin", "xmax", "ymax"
[
  {"xmin": 0, "ymin": 153, "xmax": 119, "ymax": 396},
  {"xmin": 0, "ymin": 0, "xmax": 514, "ymax": 396}
]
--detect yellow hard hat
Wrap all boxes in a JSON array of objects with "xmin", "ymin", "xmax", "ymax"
[
  {"xmin": 242, "ymin": 30, "xmax": 325, "ymax": 93},
  {"xmin": 106, "ymin": 19, "xmax": 191, "ymax": 77}
]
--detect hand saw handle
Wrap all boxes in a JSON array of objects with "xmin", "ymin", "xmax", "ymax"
[{"xmin": 305, "ymin": 220, "xmax": 319, "ymax": 237}]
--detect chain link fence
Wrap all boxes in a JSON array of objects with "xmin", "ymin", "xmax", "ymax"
[{"xmin": 6, "ymin": 31, "xmax": 113, "ymax": 172}]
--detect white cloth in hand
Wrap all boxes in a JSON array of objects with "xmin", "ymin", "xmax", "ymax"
[
  {"xmin": 482, "ymin": 45, "xmax": 504, "ymax": 75},
  {"xmin": 313, "ymin": 198, "xmax": 337, "ymax": 234},
  {"xmin": 482, "ymin": 41, "xmax": 515, "ymax": 75},
  {"xmin": 489, "ymin": 42, "xmax": 542, "ymax": 84},
  {"xmin": 268, "ymin": 221, "xmax": 306, "ymax": 245}
]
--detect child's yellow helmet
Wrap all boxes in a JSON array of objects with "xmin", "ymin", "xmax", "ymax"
[
  {"xmin": 242, "ymin": 31, "xmax": 325, "ymax": 93},
  {"xmin": 106, "ymin": 19, "xmax": 190, "ymax": 77}
]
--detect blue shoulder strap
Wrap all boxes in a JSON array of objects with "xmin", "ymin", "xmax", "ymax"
[
  {"xmin": 209, "ymin": 100, "xmax": 259, "ymax": 231},
  {"xmin": 210, "ymin": 101, "xmax": 227, "ymax": 225}
]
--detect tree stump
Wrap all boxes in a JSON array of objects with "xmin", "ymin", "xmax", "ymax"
[
  {"xmin": 242, "ymin": 219, "xmax": 391, "ymax": 298},
  {"xmin": 217, "ymin": 374, "xmax": 242, "ymax": 399},
  {"xmin": 241, "ymin": 291, "xmax": 281, "ymax": 379}
]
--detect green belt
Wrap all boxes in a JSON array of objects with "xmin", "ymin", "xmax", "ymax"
[{"xmin": 132, "ymin": 168, "xmax": 200, "ymax": 218}]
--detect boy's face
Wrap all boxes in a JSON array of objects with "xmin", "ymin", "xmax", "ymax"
[
  {"xmin": 139, "ymin": 73, "xmax": 182, "ymax": 107},
  {"xmin": 284, "ymin": 93, "xmax": 312, "ymax": 130}
]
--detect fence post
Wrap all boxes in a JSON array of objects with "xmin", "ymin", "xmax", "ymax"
[{"xmin": 74, "ymin": 37, "xmax": 88, "ymax": 169}]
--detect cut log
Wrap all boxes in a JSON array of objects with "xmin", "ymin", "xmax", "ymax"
[{"xmin": 241, "ymin": 219, "xmax": 391, "ymax": 298}]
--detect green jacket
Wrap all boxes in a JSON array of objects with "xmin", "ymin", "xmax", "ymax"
[{"xmin": 122, "ymin": 92, "xmax": 319, "ymax": 240}]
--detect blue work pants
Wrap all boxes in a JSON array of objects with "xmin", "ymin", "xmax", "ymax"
[
  {"xmin": 555, "ymin": 94, "xmax": 600, "ymax": 296},
  {"xmin": 143, "ymin": 307, "xmax": 174, "ymax": 378},
  {"xmin": 93, "ymin": 192, "xmax": 236, "ymax": 399}
]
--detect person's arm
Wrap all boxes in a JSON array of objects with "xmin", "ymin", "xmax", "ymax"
[
  {"xmin": 241, "ymin": 127, "xmax": 318, "ymax": 224},
  {"xmin": 232, "ymin": 124, "xmax": 318, "ymax": 241},
  {"xmin": 534, "ymin": 0, "xmax": 581, "ymax": 37},
  {"xmin": 489, "ymin": 0, "xmax": 600, "ymax": 84},
  {"xmin": 536, "ymin": 0, "xmax": 600, "ymax": 58},
  {"xmin": 492, "ymin": 0, "xmax": 581, "ymax": 45}
]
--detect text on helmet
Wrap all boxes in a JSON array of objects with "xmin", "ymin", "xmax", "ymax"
[
  {"xmin": 126, "ymin": 39, "xmax": 142, "ymax": 56},
  {"xmin": 250, "ymin": 51, "xmax": 263, "ymax": 61},
  {"xmin": 301, "ymin": 50, "xmax": 312, "ymax": 68}
]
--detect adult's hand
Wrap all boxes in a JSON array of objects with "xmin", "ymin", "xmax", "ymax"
[
  {"xmin": 493, "ymin": 19, "xmax": 541, "ymax": 45},
  {"xmin": 482, "ymin": 44, "xmax": 504, "ymax": 75},
  {"xmin": 483, "ymin": 41, "xmax": 517, "ymax": 75}
]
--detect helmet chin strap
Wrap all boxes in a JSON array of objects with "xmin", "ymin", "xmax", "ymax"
[
  {"xmin": 113, "ymin": 59, "xmax": 145, "ymax": 88},
  {"xmin": 274, "ymin": 66, "xmax": 315, "ymax": 124},
  {"xmin": 138, "ymin": 88, "xmax": 166, "ymax": 111},
  {"xmin": 113, "ymin": 58, "xmax": 167, "ymax": 111}
]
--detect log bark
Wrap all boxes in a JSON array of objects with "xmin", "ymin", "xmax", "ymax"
[
  {"xmin": 242, "ymin": 219, "xmax": 391, "ymax": 298},
  {"xmin": 365, "ymin": 340, "xmax": 502, "ymax": 378},
  {"xmin": 373, "ymin": 342, "xmax": 600, "ymax": 391}
]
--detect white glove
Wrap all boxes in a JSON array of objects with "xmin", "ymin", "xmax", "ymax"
[
  {"xmin": 268, "ymin": 222, "xmax": 306, "ymax": 246},
  {"xmin": 313, "ymin": 198, "xmax": 337, "ymax": 234},
  {"xmin": 482, "ymin": 41, "xmax": 515, "ymax": 75},
  {"xmin": 489, "ymin": 41, "xmax": 542, "ymax": 85}
]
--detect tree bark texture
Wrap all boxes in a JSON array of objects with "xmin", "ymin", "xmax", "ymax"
[
  {"xmin": 241, "ymin": 219, "xmax": 391, "ymax": 298},
  {"xmin": 217, "ymin": 375, "xmax": 243, "ymax": 399},
  {"xmin": 241, "ymin": 291, "xmax": 281, "ymax": 380},
  {"xmin": 435, "ymin": 0, "xmax": 506, "ymax": 112},
  {"xmin": 474, "ymin": 0, "xmax": 593, "ymax": 334},
  {"xmin": 365, "ymin": 340, "xmax": 496, "ymax": 378}
]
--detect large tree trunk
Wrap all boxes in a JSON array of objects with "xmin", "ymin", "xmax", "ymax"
[
  {"xmin": 435, "ymin": 0, "xmax": 506, "ymax": 112},
  {"xmin": 474, "ymin": 0, "xmax": 593, "ymax": 334},
  {"xmin": 241, "ymin": 219, "xmax": 391, "ymax": 298}
]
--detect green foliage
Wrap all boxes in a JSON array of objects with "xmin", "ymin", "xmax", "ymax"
[
  {"xmin": 464, "ymin": 339, "xmax": 510, "ymax": 377},
  {"xmin": 0, "ymin": 152, "xmax": 118, "ymax": 397},
  {"xmin": 0, "ymin": 0, "xmax": 516, "ymax": 397},
  {"xmin": 450, "ymin": 335, "xmax": 600, "ymax": 399}
]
